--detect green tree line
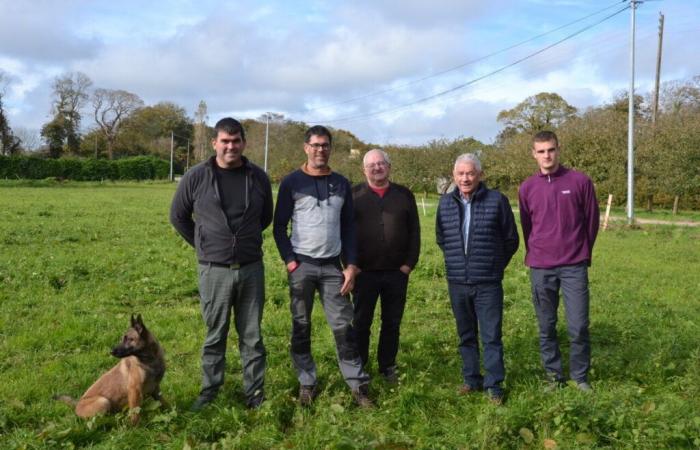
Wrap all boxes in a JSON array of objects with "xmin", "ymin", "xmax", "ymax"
[{"xmin": 1, "ymin": 70, "xmax": 698, "ymax": 209}]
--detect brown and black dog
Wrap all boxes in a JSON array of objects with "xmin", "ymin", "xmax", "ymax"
[{"xmin": 55, "ymin": 314, "xmax": 166, "ymax": 425}]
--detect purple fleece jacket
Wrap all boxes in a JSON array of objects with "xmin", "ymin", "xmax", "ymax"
[{"xmin": 518, "ymin": 166, "xmax": 599, "ymax": 269}]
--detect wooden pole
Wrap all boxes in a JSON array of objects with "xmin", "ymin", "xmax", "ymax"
[
  {"xmin": 421, "ymin": 194, "xmax": 427, "ymax": 216},
  {"xmin": 673, "ymin": 195, "xmax": 679, "ymax": 215},
  {"xmin": 603, "ymin": 194, "xmax": 613, "ymax": 231}
]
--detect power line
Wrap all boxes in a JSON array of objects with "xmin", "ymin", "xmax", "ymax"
[
  {"xmin": 307, "ymin": 4, "xmax": 630, "ymax": 125},
  {"xmin": 301, "ymin": 0, "xmax": 628, "ymax": 114}
]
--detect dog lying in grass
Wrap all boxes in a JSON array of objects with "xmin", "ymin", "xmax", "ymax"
[{"xmin": 55, "ymin": 314, "xmax": 166, "ymax": 425}]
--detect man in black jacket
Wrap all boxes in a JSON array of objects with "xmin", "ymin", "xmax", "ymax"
[
  {"xmin": 170, "ymin": 117, "xmax": 273, "ymax": 411},
  {"xmin": 352, "ymin": 149, "xmax": 420, "ymax": 383},
  {"xmin": 436, "ymin": 153, "xmax": 519, "ymax": 405}
]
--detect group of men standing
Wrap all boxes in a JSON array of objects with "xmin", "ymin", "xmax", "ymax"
[{"xmin": 170, "ymin": 118, "xmax": 599, "ymax": 411}]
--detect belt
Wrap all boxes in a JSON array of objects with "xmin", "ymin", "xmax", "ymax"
[
  {"xmin": 200, "ymin": 261, "xmax": 251, "ymax": 270},
  {"xmin": 296, "ymin": 254, "xmax": 341, "ymax": 266}
]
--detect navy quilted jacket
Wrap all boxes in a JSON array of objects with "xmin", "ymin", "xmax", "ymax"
[{"xmin": 436, "ymin": 183, "xmax": 519, "ymax": 284}]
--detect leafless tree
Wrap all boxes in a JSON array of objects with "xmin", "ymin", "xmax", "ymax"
[
  {"xmin": 14, "ymin": 127, "xmax": 41, "ymax": 152},
  {"xmin": 0, "ymin": 70, "xmax": 21, "ymax": 156},
  {"xmin": 93, "ymin": 88, "xmax": 144, "ymax": 159},
  {"xmin": 48, "ymin": 72, "xmax": 93, "ymax": 153},
  {"xmin": 192, "ymin": 100, "xmax": 209, "ymax": 162}
]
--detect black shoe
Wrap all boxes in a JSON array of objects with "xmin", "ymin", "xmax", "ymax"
[
  {"xmin": 381, "ymin": 367, "xmax": 399, "ymax": 384},
  {"xmin": 352, "ymin": 383, "xmax": 374, "ymax": 408},
  {"xmin": 246, "ymin": 391, "xmax": 265, "ymax": 409},
  {"xmin": 190, "ymin": 393, "xmax": 217, "ymax": 412},
  {"xmin": 298, "ymin": 385, "xmax": 318, "ymax": 407}
]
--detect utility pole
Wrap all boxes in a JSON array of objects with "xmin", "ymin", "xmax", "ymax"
[
  {"xmin": 169, "ymin": 131, "xmax": 174, "ymax": 182},
  {"xmin": 627, "ymin": 0, "xmax": 640, "ymax": 225},
  {"xmin": 264, "ymin": 113, "xmax": 270, "ymax": 173},
  {"xmin": 652, "ymin": 12, "xmax": 665, "ymax": 125}
]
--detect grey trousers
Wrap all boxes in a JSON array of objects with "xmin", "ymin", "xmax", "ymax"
[
  {"xmin": 198, "ymin": 261, "xmax": 266, "ymax": 400},
  {"xmin": 530, "ymin": 263, "xmax": 590, "ymax": 383},
  {"xmin": 288, "ymin": 262, "xmax": 370, "ymax": 390}
]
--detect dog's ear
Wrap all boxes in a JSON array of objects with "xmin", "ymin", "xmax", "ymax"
[
  {"xmin": 134, "ymin": 314, "xmax": 146, "ymax": 335},
  {"xmin": 131, "ymin": 314, "xmax": 137, "ymax": 327}
]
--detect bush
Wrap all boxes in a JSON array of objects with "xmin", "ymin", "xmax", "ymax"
[{"xmin": 0, "ymin": 155, "xmax": 170, "ymax": 181}]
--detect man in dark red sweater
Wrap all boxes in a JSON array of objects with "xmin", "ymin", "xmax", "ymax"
[
  {"xmin": 519, "ymin": 131, "xmax": 600, "ymax": 392},
  {"xmin": 352, "ymin": 149, "xmax": 420, "ymax": 383}
]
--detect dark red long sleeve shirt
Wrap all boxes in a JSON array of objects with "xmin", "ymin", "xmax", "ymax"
[{"xmin": 518, "ymin": 166, "xmax": 599, "ymax": 269}]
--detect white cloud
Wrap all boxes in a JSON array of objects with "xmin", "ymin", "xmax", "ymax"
[{"xmin": 0, "ymin": 0, "xmax": 698, "ymax": 146}]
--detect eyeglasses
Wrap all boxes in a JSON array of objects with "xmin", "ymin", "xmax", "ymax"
[
  {"xmin": 306, "ymin": 143, "xmax": 331, "ymax": 150},
  {"xmin": 364, "ymin": 161, "xmax": 389, "ymax": 169}
]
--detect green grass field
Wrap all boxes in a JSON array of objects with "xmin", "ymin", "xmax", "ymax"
[{"xmin": 1, "ymin": 181, "xmax": 699, "ymax": 449}]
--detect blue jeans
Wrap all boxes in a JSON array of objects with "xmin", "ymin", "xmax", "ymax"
[
  {"xmin": 529, "ymin": 263, "xmax": 590, "ymax": 383},
  {"xmin": 448, "ymin": 282, "xmax": 505, "ymax": 391},
  {"xmin": 198, "ymin": 261, "xmax": 266, "ymax": 401}
]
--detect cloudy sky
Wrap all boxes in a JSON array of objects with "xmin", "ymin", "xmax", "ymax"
[{"xmin": 1, "ymin": 0, "xmax": 698, "ymax": 146}]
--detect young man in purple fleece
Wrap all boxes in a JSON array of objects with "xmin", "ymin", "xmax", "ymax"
[{"xmin": 519, "ymin": 130, "xmax": 599, "ymax": 392}]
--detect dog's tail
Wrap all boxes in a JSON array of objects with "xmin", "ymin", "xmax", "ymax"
[{"xmin": 53, "ymin": 394, "xmax": 78, "ymax": 407}]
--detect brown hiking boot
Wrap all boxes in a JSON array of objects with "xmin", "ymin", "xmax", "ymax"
[
  {"xmin": 352, "ymin": 384, "xmax": 374, "ymax": 408},
  {"xmin": 298, "ymin": 385, "xmax": 318, "ymax": 407},
  {"xmin": 457, "ymin": 384, "xmax": 482, "ymax": 395}
]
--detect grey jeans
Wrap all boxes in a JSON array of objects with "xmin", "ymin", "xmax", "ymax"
[
  {"xmin": 530, "ymin": 263, "xmax": 590, "ymax": 383},
  {"xmin": 288, "ymin": 262, "xmax": 369, "ymax": 390},
  {"xmin": 198, "ymin": 261, "xmax": 266, "ymax": 400}
]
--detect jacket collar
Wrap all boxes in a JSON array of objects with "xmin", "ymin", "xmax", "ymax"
[
  {"xmin": 206, "ymin": 155, "xmax": 251, "ymax": 172},
  {"xmin": 365, "ymin": 181, "xmax": 391, "ymax": 191},
  {"xmin": 301, "ymin": 162, "xmax": 332, "ymax": 177},
  {"xmin": 536, "ymin": 165, "xmax": 567, "ymax": 178},
  {"xmin": 451, "ymin": 181, "xmax": 486, "ymax": 202}
]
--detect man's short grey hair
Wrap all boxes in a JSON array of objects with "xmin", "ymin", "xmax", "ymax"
[
  {"xmin": 363, "ymin": 148, "xmax": 391, "ymax": 166},
  {"xmin": 453, "ymin": 153, "xmax": 482, "ymax": 172}
]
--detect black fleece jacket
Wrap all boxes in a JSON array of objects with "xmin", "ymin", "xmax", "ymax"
[
  {"xmin": 352, "ymin": 182, "xmax": 420, "ymax": 271},
  {"xmin": 170, "ymin": 156, "xmax": 273, "ymax": 265}
]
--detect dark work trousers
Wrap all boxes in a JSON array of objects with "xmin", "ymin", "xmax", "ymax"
[
  {"xmin": 198, "ymin": 261, "xmax": 267, "ymax": 402},
  {"xmin": 352, "ymin": 270, "xmax": 409, "ymax": 375},
  {"xmin": 447, "ymin": 282, "xmax": 505, "ymax": 391},
  {"xmin": 288, "ymin": 262, "xmax": 370, "ymax": 390},
  {"xmin": 529, "ymin": 263, "xmax": 590, "ymax": 383}
]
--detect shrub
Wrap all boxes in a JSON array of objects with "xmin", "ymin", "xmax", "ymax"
[{"xmin": 0, "ymin": 155, "xmax": 170, "ymax": 181}]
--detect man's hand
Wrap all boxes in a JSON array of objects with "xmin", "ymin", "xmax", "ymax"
[
  {"xmin": 399, "ymin": 265, "xmax": 412, "ymax": 275},
  {"xmin": 286, "ymin": 260, "xmax": 299, "ymax": 273},
  {"xmin": 340, "ymin": 264, "xmax": 358, "ymax": 296}
]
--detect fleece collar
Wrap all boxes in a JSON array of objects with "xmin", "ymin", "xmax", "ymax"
[{"xmin": 536, "ymin": 165, "xmax": 568, "ymax": 178}]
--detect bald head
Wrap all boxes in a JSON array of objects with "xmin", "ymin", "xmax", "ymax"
[{"xmin": 362, "ymin": 148, "xmax": 391, "ymax": 188}]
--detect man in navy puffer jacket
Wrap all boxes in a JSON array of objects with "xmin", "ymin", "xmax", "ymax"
[{"xmin": 436, "ymin": 153, "xmax": 519, "ymax": 404}]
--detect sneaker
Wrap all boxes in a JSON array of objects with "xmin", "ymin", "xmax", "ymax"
[
  {"xmin": 298, "ymin": 384, "xmax": 318, "ymax": 407},
  {"xmin": 576, "ymin": 381, "xmax": 593, "ymax": 392},
  {"xmin": 352, "ymin": 384, "xmax": 374, "ymax": 408},
  {"xmin": 246, "ymin": 391, "xmax": 265, "ymax": 409},
  {"xmin": 486, "ymin": 388, "xmax": 504, "ymax": 405},
  {"xmin": 190, "ymin": 392, "xmax": 217, "ymax": 412},
  {"xmin": 457, "ymin": 384, "xmax": 482, "ymax": 395}
]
